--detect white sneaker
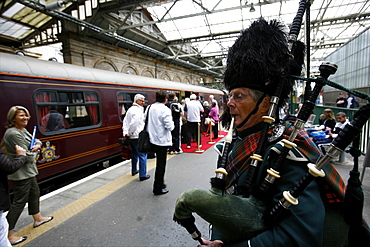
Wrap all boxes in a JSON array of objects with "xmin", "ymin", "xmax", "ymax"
[
  {"xmin": 187, "ymin": 146, "xmax": 191, "ymax": 149},
  {"xmin": 169, "ymin": 151, "xmax": 174, "ymax": 155}
]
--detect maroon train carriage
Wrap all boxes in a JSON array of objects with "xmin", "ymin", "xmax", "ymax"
[{"xmin": 0, "ymin": 52, "xmax": 225, "ymax": 190}]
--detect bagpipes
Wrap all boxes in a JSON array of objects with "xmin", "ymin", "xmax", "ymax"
[{"xmin": 173, "ymin": 0, "xmax": 370, "ymax": 245}]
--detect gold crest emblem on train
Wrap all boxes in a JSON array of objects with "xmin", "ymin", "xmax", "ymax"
[{"xmin": 39, "ymin": 141, "xmax": 60, "ymax": 163}]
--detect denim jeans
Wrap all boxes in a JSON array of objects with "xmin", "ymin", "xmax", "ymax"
[{"xmin": 128, "ymin": 139, "xmax": 147, "ymax": 177}]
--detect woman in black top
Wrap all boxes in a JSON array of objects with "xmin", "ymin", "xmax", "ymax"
[
  {"xmin": 201, "ymin": 101, "xmax": 211, "ymax": 133},
  {"xmin": 318, "ymin": 108, "xmax": 336, "ymax": 130},
  {"xmin": 0, "ymin": 146, "xmax": 26, "ymax": 246}
]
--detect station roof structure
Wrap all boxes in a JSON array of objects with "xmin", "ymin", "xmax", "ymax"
[{"xmin": 1, "ymin": 0, "xmax": 369, "ymax": 79}]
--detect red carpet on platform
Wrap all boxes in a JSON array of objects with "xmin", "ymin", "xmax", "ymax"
[{"xmin": 181, "ymin": 131, "xmax": 227, "ymax": 154}]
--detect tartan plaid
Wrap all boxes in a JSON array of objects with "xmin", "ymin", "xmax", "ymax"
[
  {"xmin": 226, "ymin": 131, "xmax": 261, "ymax": 187},
  {"xmin": 225, "ymin": 125, "xmax": 346, "ymax": 204},
  {"xmin": 284, "ymin": 126, "xmax": 346, "ymax": 203}
]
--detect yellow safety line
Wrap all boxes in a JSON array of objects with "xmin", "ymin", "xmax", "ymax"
[{"xmin": 14, "ymin": 156, "xmax": 165, "ymax": 246}]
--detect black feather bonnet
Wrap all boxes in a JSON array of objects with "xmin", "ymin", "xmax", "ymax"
[{"xmin": 223, "ymin": 18, "xmax": 304, "ymax": 104}]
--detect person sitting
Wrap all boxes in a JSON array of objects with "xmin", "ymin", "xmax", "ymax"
[
  {"xmin": 317, "ymin": 108, "xmax": 336, "ymax": 131},
  {"xmin": 328, "ymin": 112, "xmax": 350, "ymax": 139},
  {"xmin": 41, "ymin": 106, "xmax": 69, "ymax": 131},
  {"xmin": 306, "ymin": 109, "xmax": 335, "ymax": 141},
  {"xmin": 315, "ymin": 112, "xmax": 350, "ymax": 154}
]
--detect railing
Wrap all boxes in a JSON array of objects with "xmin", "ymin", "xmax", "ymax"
[{"xmin": 312, "ymin": 105, "xmax": 370, "ymax": 154}]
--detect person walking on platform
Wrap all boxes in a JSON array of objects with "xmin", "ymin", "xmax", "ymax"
[
  {"xmin": 3, "ymin": 106, "xmax": 53, "ymax": 245},
  {"xmin": 208, "ymin": 101, "xmax": 219, "ymax": 139},
  {"xmin": 201, "ymin": 101, "xmax": 211, "ymax": 134},
  {"xmin": 146, "ymin": 91, "xmax": 174, "ymax": 195},
  {"xmin": 165, "ymin": 93, "xmax": 183, "ymax": 155},
  {"xmin": 184, "ymin": 94, "xmax": 204, "ymax": 149},
  {"xmin": 122, "ymin": 94, "xmax": 150, "ymax": 181},
  {"xmin": 0, "ymin": 145, "xmax": 26, "ymax": 247}
]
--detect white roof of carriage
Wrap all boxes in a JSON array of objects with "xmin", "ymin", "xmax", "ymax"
[{"xmin": 0, "ymin": 52, "xmax": 224, "ymax": 95}]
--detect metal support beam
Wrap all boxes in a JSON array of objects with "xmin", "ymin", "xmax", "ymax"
[{"xmin": 16, "ymin": 0, "xmax": 223, "ymax": 78}]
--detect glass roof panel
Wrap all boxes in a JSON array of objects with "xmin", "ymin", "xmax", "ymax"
[
  {"xmin": 3, "ymin": 2, "xmax": 25, "ymax": 18},
  {"xmin": 0, "ymin": 17, "xmax": 30, "ymax": 38},
  {"xmin": 147, "ymin": 0, "xmax": 369, "ymax": 68}
]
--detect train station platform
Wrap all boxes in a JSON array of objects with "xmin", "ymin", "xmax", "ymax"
[{"xmin": 9, "ymin": 144, "xmax": 370, "ymax": 247}]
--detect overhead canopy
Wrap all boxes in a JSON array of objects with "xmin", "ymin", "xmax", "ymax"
[{"xmin": 1, "ymin": 0, "xmax": 369, "ymax": 78}]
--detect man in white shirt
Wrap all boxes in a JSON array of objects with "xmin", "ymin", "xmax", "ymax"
[
  {"xmin": 328, "ymin": 112, "xmax": 350, "ymax": 139},
  {"xmin": 317, "ymin": 112, "xmax": 350, "ymax": 154},
  {"xmin": 184, "ymin": 94, "xmax": 204, "ymax": 148},
  {"xmin": 145, "ymin": 90, "xmax": 174, "ymax": 195},
  {"xmin": 122, "ymin": 94, "xmax": 150, "ymax": 181}
]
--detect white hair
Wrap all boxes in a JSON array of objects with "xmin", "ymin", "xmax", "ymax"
[
  {"xmin": 134, "ymin": 94, "xmax": 145, "ymax": 102},
  {"xmin": 190, "ymin": 94, "xmax": 197, "ymax": 100}
]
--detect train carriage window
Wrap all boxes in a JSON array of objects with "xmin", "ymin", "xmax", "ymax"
[
  {"xmin": 34, "ymin": 90, "xmax": 100, "ymax": 134},
  {"xmin": 117, "ymin": 92, "xmax": 148, "ymax": 121}
]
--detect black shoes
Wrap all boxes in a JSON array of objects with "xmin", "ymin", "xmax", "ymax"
[
  {"xmin": 154, "ymin": 189, "xmax": 169, "ymax": 195},
  {"xmin": 132, "ymin": 171, "xmax": 138, "ymax": 176},
  {"xmin": 139, "ymin": 175, "xmax": 150, "ymax": 181}
]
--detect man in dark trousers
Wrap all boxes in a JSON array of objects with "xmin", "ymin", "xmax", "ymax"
[
  {"xmin": 145, "ymin": 90, "xmax": 174, "ymax": 195},
  {"xmin": 166, "ymin": 93, "xmax": 183, "ymax": 154}
]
